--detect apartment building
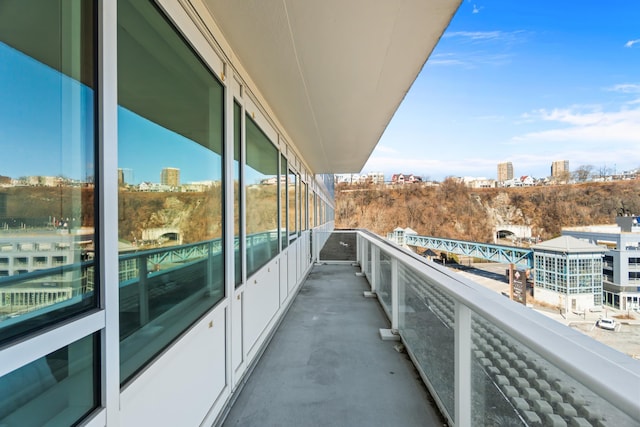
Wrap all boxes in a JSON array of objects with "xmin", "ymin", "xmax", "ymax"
[
  {"xmin": 563, "ymin": 216, "xmax": 640, "ymax": 311},
  {"xmin": 0, "ymin": 1, "xmax": 461, "ymax": 425},
  {"xmin": 551, "ymin": 160, "xmax": 570, "ymax": 178},
  {"xmin": 497, "ymin": 161, "xmax": 514, "ymax": 182}
]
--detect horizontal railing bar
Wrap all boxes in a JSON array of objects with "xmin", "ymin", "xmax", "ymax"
[{"xmin": 354, "ymin": 228, "xmax": 640, "ymax": 421}]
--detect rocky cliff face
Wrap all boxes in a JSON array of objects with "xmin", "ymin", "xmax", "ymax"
[{"xmin": 335, "ymin": 179, "xmax": 640, "ymax": 241}]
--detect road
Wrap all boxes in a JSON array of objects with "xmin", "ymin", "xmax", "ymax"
[{"xmin": 451, "ymin": 262, "xmax": 640, "ymax": 359}]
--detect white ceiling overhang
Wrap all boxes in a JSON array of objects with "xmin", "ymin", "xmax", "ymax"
[{"xmin": 203, "ymin": 0, "xmax": 461, "ymax": 174}]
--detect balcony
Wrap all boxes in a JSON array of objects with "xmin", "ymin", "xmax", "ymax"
[{"xmin": 223, "ymin": 230, "xmax": 640, "ymax": 427}]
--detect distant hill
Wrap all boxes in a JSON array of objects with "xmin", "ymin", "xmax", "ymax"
[{"xmin": 335, "ymin": 179, "xmax": 640, "ymax": 241}]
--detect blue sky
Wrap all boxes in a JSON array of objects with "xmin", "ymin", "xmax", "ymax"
[{"xmin": 362, "ymin": 1, "xmax": 640, "ymax": 181}]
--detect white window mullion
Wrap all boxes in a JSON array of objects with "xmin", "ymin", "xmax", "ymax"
[{"xmin": 98, "ymin": 0, "xmax": 120, "ymax": 423}]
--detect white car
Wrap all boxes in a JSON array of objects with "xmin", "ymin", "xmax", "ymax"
[{"xmin": 597, "ymin": 318, "xmax": 617, "ymax": 331}]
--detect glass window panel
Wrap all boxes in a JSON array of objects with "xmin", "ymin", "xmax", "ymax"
[
  {"xmin": 309, "ymin": 191, "xmax": 315, "ymax": 229},
  {"xmin": 288, "ymin": 170, "xmax": 297, "ymax": 238},
  {"xmin": 377, "ymin": 251, "xmax": 392, "ymax": 312},
  {"xmin": 398, "ymin": 262, "xmax": 455, "ymax": 416},
  {"xmin": 245, "ymin": 116, "xmax": 278, "ymax": 277},
  {"xmin": 470, "ymin": 311, "xmax": 637, "ymax": 426},
  {"xmin": 302, "ymin": 181, "xmax": 308, "ymax": 231},
  {"xmin": 280, "ymin": 156, "xmax": 288, "ymax": 249},
  {"xmin": 0, "ymin": 333, "xmax": 99, "ymax": 425},
  {"xmin": 0, "ymin": 0, "xmax": 97, "ymax": 344},
  {"xmin": 234, "ymin": 101, "xmax": 243, "ymax": 287},
  {"xmin": 296, "ymin": 174, "xmax": 301, "ymax": 235},
  {"xmin": 117, "ymin": 0, "xmax": 224, "ymax": 384}
]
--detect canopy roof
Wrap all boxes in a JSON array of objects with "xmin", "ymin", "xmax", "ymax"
[
  {"xmin": 533, "ymin": 236, "xmax": 606, "ymax": 254},
  {"xmin": 204, "ymin": 0, "xmax": 461, "ymax": 173}
]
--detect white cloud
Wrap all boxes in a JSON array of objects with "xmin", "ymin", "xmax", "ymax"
[
  {"xmin": 374, "ymin": 145, "xmax": 399, "ymax": 154},
  {"xmin": 363, "ymin": 156, "xmax": 497, "ymax": 179},
  {"xmin": 428, "ymin": 52, "xmax": 511, "ymax": 68},
  {"xmin": 608, "ymin": 83, "xmax": 640, "ymax": 93},
  {"xmin": 443, "ymin": 30, "xmax": 526, "ymax": 44},
  {"xmin": 475, "ymin": 114, "xmax": 505, "ymax": 121},
  {"xmin": 625, "ymin": 39, "xmax": 640, "ymax": 48},
  {"xmin": 472, "ymin": 4, "xmax": 483, "ymax": 14},
  {"xmin": 513, "ymin": 105, "xmax": 640, "ymax": 145},
  {"xmin": 444, "ymin": 30, "xmax": 504, "ymax": 41}
]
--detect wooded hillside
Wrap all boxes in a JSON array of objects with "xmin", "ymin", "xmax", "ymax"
[{"xmin": 335, "ymin": 179, "xmax": 640, "ymax": 241}]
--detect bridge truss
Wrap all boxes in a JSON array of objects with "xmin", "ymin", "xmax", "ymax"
[{"xmin": 405, "ymin": 234, "xmax": 533, "ymax": 268}]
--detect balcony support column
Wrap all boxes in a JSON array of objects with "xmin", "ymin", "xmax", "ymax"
[
  {"xmin": 455, "ymin": 302, "xmax": 471, "ymax": 427},
  {"xmin": 370, "ymin": 245, "xmax": 378, "ymax": 293},
  {"xmin": 361, "ymin": 237, "xmax": 368, "ymax": 276},
  {"xmin": 391, "ymin": 257, "xmax": 399, "ymax": 331}
]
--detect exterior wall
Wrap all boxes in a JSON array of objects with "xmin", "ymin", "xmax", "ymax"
[
  {"xmin": 551, "ymin": 160, "xmax": 569, "ymax": 178},
  {"xmin": 534, "ymin": 250, "xmax": 603, "ymax": 311},
  {"xmin": 0, "ymin": 2, "xmax": 336, "ymax": 426},
  {"xmin": 534, "ymin": 287, "xmax": 594, "ymax": 312},
  {"xmin": 497, "ymin": 162, "xmax": 514, "ymax": 182},
  {"xmin": 563, "ymin": 229, "xmax": 640, "ymax": 310}
]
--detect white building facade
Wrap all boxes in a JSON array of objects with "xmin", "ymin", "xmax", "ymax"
[
  {"xmin": 563, "ymin": 216, "xmax": 640, "ymax": 311},
  {"xmin": 0, "ymin": 1, "xmax": 459, "ymax": 426},
  {"xmin": 532, "ymin": 236, "xmax": 606, "ymax": 313}
]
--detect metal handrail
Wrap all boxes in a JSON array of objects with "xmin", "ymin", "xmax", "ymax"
[{"xmin": 354, "ymin": 229, "xmax": 640, "ymax": 422}]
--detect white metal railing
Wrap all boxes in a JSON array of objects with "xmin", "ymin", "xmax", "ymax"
[{"xmin": 322, "ymin": 230, "xmax": 640, "ymax": 427}]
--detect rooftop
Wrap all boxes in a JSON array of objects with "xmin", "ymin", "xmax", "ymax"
[{"xmin": 532, "ymin": 235, "xmax": 607, "ymax": 253}]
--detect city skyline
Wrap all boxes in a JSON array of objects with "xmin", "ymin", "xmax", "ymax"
[
  {"xmin": 3, "ymin": 2, "xmax": 640, "ymax": 184},
  {"xmin": 362, "ymin": 1, "xmax": 640, "ymax": 180}
]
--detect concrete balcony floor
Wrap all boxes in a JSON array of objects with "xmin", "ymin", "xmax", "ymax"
[{"xmin": 222, "ymin": 263, "xmax": 445, "ymax": 427}]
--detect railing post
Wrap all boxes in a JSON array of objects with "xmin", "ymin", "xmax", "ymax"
[
  {"xmin": 139, "ymin": 255, "xmax": 149, "ymax": 326},
  {"xmin": 207, "ymin": 241, "xmax": 215, "ymax": 294},
  {"xmin": 361, "ymin": 239, "xmax": 368, "ymax": 276},
  {"xmin": 371, "ymin": 245, "xmax": 378, "ymax": 293},
  {"xmin": 455, "ymin": 301, "xmax": 471, "ymax": 427},
  {"xmin": 391, "ymin": 257, "xmax": 399, "ymax": 331}
]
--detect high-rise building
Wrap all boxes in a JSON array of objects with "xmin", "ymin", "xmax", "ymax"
[
  {"xmin": 161, "ymin": 167, "xmax": 180, "ymax": 187},
  {"xmin": 497, "ymin": 161, "xmax": 514, "ymax": 182},
  {"xmin": 551, "ymin": 160, "xmax": 570, "ymax": 178}
]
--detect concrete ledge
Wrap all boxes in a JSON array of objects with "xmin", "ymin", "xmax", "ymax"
[
  {"xmin": 364, "ymin": 291, "xmax": 376, "ymax": 298},
  {"xmin": 355, "ymin": 272, "xmax": 365, "ymax": 277},
  {"xmin": 379, "ymin": 328, "xmax": 401, "ymax": 341}
]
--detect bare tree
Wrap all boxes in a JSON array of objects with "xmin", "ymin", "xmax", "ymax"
[
  {"xmin": 572, "ymin": 164, "xmax": 594, "ymax": 182},
  {"xmin": 595, "ymin": 165, "xmax": 612, "ymax": 178}
]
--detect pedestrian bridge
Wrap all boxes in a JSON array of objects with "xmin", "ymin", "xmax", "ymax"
[{"xmin": 404, "ymin": 234, "xmax": 533, "ymax": 268}]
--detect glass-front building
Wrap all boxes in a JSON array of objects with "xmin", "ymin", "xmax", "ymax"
[
  {"xmin": 0, "ymin": 1, "xmax": 457, "ymax": 425},
  {"xmin": 533, "ymin": 236, "xmax": 605, "ymax": 313},
  {"xmin": 563, "ymin": 218, "xmax": 640, "ymax": 311}
]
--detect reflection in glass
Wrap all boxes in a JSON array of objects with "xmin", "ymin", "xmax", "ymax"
[
  {"xmin": 0, "ymin": 333, "xmax": 99, "ymax": 425},
  {"xmin": 378, "ymin": 251, "xmax": 392, "ymax": 313},
  {"xmin": 296, "ymin": 174, "xmax": 301, "ymax": 236},
  {"xmin": 245, "ymin": 116, "xmax": 279, "ymax": 277},
  {"xmin": 302, "ymin": 182, "xmax": 308, "ymax": 231},
  {"xmin": 309, "ymin": 190, "xmax": 315, "ymax": 229},
  {"xmin": 0, "ymin": 0, "xmax": 97, "ymax": 344},
  {"xmin": 469, "ymin": 311, "xmax": 638, "ymax": 426},
  {"xmin": 234, "ymin": 101, "xmax": 243, "ymax": 287},
  {"xmin": 117, "ymin": 0, "xmax": 224, "ymax": 384},
  {"xmin": 288, "ymin": 170, "xmax": 297, "ymax": 239},
  {"xmin": 280, "ymin": 156, "xmax": 288, "ymax": 249},
  {"xmin": 398, "ymin": 263, "xmax": 455, "ymax": 416}
]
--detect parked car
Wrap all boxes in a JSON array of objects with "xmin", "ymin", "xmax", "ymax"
[{"xmin": 597, "ymin": 318, "xmax": 617, "ymax": 330}]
